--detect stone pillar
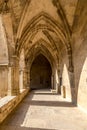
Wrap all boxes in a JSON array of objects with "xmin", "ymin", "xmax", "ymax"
[
  {"xmin": 58, "ymin": 76, "xmax": 62, "ymax": 94},
  {"xmin": 26, "ymin": 69, "xmax": 30, "ymax": 88},
  {"xmin": 20, "ymin": 65, "xmax": 30, "ymax": 90},
  {"xmin": 19, "ymin": 68, "xmax": 29, "ymax": 90},
  {"xmin": 51, "ymin": 75, "xmax": 54, "ymax": 89},
  {"xmin": 19, "ymin": 66, "xmax": 31, "ymax": 91},
  {"xmin": 19, "ymin": 69, "xmax": 23, "ymax": 90},
  {"xmin": 8, "ymin": 55, "xmax": 20, "ymax": 96},
  {"xmin": 69, "ymin": 71, "xmax": 76, "ymax": 105},
  {"xmin": 8, "ymin": 66, "xmax": 12, "ymax": 96},
  {"xmin": 23, "ymin": 68, "xmax": 28, "ymax": 89}
]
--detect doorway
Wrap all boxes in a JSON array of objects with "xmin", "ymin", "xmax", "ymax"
[{"xmin": 30, "ymin": 54, "xmax": 52, "ymax": 90}]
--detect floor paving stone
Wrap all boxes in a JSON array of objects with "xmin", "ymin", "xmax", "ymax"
[{"xmin": 0, "ymin": 89, "xmax": 87, "ymax": 130}]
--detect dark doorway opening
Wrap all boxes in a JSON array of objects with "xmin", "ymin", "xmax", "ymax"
[{"xmin": 30, "ymin": 54, "xmax": 52, "ymax": 90}]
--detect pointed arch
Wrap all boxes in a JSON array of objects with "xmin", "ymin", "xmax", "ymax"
[
  {"xmin": 17, "ymin": 11, "xmax": 69, "ymax": 52},
  {"xmin": 25, "ymin": 38, "xmax": 58, "ymax": 71}
]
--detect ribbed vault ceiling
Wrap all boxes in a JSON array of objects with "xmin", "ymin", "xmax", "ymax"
[{"xmin": 0, "ymin": 0, "xmax": 87, "ymax": 71}]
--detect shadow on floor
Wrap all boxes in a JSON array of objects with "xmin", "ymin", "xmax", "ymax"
[
  {"xmin": 32, "ymin": 93, "xmax": 59, "ymax": 95},
  {"xmin": 0, "ymin": 90, "xmax": 75, "ymax": 129},
  {"xmin": 0, "ymin": 126, "xmax": 57, "ymax": 130},
  {"xmin": 29, "ymin": 100, "xmax": 75, "ymax": 107}
]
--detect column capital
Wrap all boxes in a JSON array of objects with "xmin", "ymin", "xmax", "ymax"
[{"xmin": 9, "ymin": 55, "xmax": 19, "ymax": 67}]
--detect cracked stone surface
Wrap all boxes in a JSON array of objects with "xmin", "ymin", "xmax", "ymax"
[{"xmin": 0, "ymin": 89, "xmax": 87, "ymax": 130}]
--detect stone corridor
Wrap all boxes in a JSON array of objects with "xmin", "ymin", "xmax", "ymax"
[{"xmin": 0, "ymin": 89, "xmax": 87, "ymax": 130}]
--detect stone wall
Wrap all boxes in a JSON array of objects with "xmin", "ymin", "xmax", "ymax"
[{"xmin": 0, "ymin": 88, "xmax": 29, "ymax": 123}]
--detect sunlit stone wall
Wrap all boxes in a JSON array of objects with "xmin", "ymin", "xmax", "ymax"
[
  {"xmin": 78, "ymin": 57, "xmax": 87, "ymax": 110},
  {"xmin": 62, "ymin": 64, "xmax": 71, "ymax": 101}
]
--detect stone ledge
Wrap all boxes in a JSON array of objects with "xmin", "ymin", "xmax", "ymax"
[
  {"xmin": 0, "ymin": 88, "xmax": 29, "ymax": 123},
  {"xmin": 51, "ymin": 89, "xmax": 57, "ymax": 93}
]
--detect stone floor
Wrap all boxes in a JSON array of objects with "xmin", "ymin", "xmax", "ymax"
[{"xmin": 0, "ymin": 89, "xmax": 87, "ymax": 130}]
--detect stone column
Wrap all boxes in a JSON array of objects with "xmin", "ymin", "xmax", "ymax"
[
  {"xmin": 20, "ymin": 65, "xmax": 30, "ymax": 89},
  {"xmin": 8, "ymin": 55, "xmax": 20, "ymax": 96},
  {"xmin": 8, "ymin": 66, "xmax": 12, "ymax": 96},
  {"xmin": 23, "ymin": 68, "xmax": 28, "ymax": 89},
  {"xmin": 51, "ymin": 75, "xmax": 54, "ymax": 89},
  {"xmin": 68, "ymin": 71, "xmax": 76, "ymax": 105},
  {"xmin": 19, "ymin": 68, "xmax": 29, "ymax": 90},
  {"xmin": 26, "ymin": 69, "xmax": 30, "ymax": 88},
  {"xmin": 58, "ymin": 76, "xmax": 62, "ymax": 94},
  {"xmin": 19, "ymin": 69, "xmax": 24, "ymax": 90}
]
